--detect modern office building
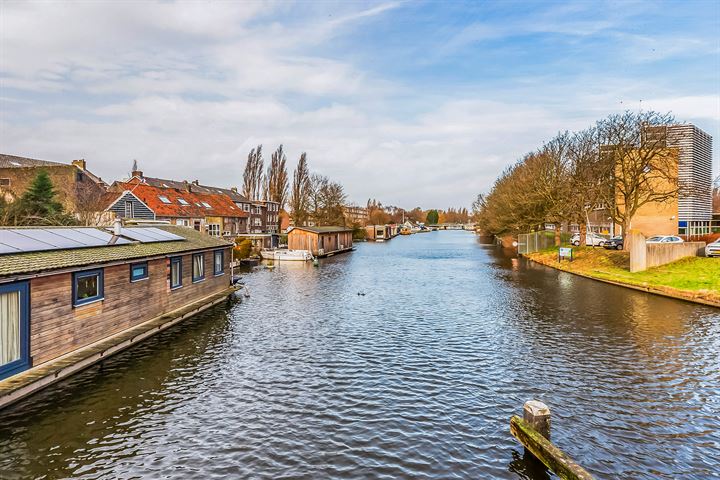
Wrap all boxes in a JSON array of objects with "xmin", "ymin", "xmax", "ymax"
[{"xmin": 666, "ymin": 124, "xmax": 714, "ymax": 236}]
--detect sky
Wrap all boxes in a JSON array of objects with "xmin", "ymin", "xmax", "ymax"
[{"xmin": 1, "ymin": 0, "xmax": 719, "ymax": 209}]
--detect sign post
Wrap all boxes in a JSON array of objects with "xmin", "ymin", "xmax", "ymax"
[{"xmin": 558, "ymin": 247, "xmax": 573, "ymax": 262}]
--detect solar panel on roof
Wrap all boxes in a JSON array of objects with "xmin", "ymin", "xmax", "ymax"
[
  {"xmin": 50, "ymin": 228, "xmax": 113, "ymax": 246},
  {"xmin": 0, "ymin": 230, "xmax": 57, "ymax": 252},
  {"xmin": 0, "ymin": 243, "xmax": 21, "ymax": 254},
  {"xmin": 0, "ymin": 228, "xmax": 132, "ymax": 255},
  {"xmin": 10, "ymin": 228, "xmax": 86, "ymax": 249},
  {"xmin": 142, "ymin": 227, "xmax": 184, "ymax": 241},
  {"xmin": 114, "ymin": 227, "xmax": 184, "ymax": 243}
]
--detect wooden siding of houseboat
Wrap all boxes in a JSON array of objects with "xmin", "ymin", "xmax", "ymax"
[
  {"xmin": 28, "ymin": 248, "xmax": 230, "ymax": 367},
  {"xmin": 288, "ymin": 230, "xmax": 353, "ymax": 256}
]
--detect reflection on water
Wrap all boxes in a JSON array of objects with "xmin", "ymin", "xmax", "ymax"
[{"xmin": 0, "ymin": 231, "xmax": 718, "ymax": 479}]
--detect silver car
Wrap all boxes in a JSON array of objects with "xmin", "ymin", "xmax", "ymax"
[
  {"xmin": 646, "ymin": 235, "xmax": 683, "ymax": 244},
  {"xmin": 705, "ymin": 239, "xmax": 720, "ymax": 257},
  {"xmin": 571, "ymin": 232, "xmax": 608, "ymax": 246}
]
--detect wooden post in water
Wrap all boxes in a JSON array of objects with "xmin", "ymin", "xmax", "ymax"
[
  {"xmin": 510, "ymin": 400, "xmax": 595, "ymax": 480},
  {"xmin": 523, "ymin": 400, "xmax": 551, "ymax": 440}
]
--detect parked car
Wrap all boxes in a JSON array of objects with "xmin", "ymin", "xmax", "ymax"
[
  {"xmin": 602, "ymin": 236, "xmax": 624, "ymax": 250},
  {"xmin": 646, "ymin": 235, "xmax": 683, "ymax": 244},
  {"xmin": 571, "ymin": 232, "xmax": 608, "ymax": 246},
  {"xmin": 705, "ymin": 238, "xmax": 720, "ymax": 257}
]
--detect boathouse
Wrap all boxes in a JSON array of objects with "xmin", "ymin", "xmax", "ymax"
[
  {"xmin": 287, "ymin": 226, "xmax": 353, "ymax": 257},
  {"xmin": 0, "ymin": 224, "xmax": 234, "ymax": 404},
  {"xmin": 365, "ymin": 224, "xmax": 391, "ymax": 242}
]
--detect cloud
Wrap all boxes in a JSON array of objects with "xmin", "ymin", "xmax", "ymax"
[{"xmin": 1, "ymin": 0, "xmax": 717, "ymax": 209}]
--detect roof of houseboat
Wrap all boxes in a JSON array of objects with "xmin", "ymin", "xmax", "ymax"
[
  {"xmin": 0, "ymin": 225, "xmax": 231, "ymax": 277},
  {"xmin": 288, "ymin": 226, "xmax": 352, "ymax": 234}
]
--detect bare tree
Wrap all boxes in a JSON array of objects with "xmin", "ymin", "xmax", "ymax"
[
  {"xmin": 289, "ymin": 152, "xmax": 311, "ymax": 226},
  {"xmin": 242, "ymin": 145, "xmax": 264, "ymax": 200},
  {"xmin": 596, "ymin": 111, "xmax": 677, "ymax": 238},
  {"xmin": 75, "ymin": 182, "xmax": 112, "ymax": 226},
  {"xmin": 265, "ymin": 145, "xmax": 289, "ymax": 209},
  {"xmin": 566, "ymin": 127, "xmax": 606, "ymax": 244}
]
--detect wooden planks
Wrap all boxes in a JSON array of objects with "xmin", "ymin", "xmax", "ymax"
[{"xmin": 29, "ymin": 248, "xmax": 231, "ymax": 367}]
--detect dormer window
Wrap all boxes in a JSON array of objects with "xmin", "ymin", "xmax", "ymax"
[
  {"xmin": 158, "ymin": 195, "xmax": 171, "ymax": 204},
  {"xmin": 201, "ymin": 202, "xmax": 211, "ymax": 208},
  {"xmin": 178, "ymin": 198, "xmax": 189, "ymax": 205}
]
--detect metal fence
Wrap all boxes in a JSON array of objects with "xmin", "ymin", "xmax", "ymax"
[{"xmin": 517, "ymin": 231, "xmax": 572, "ymax": 255}]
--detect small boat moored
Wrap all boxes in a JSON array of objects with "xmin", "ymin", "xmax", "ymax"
[{"xmin": 260, "ymin": 249, "xmax": 314, "ymax": 262}]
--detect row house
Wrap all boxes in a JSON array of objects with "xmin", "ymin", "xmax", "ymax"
[
  {"xmin": 126, "ymin": 168, "xmax": 280, "ymax": 235},
  {"xmin": 107, "ymin": 177, "xmax": 248, "ymax": 237}
]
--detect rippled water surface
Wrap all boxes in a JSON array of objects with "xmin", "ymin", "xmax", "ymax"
[{"xmin": 1, "ymin": 231, "xmax": 719, "ymax": 479}]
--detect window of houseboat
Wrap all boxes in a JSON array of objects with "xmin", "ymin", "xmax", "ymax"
[
  {"xmin": 73, "ymin": 269, "xmax": 104, "ymax": 306},
  {"xmin": 0, "ymin": 281, "xmax": 30, "ymax": 380},
  {"xmin": 170, "ymin": 257, "xmax": 182, "ymax": 289},
  {"xmin": 214, "ymin": 250, "xmax": 224, "ymax": 275},
  {"xmin": 192, "ymin": 253, "xmax": 205, "ymax": 282},
  {"xmin": 130, "ymin": 262, "xmax": 149, "ymax": 282}
]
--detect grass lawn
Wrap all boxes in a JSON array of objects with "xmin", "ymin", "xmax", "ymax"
[{"xmin": 527, "ymin": 246, "xmax": 720, "ymax": 303}]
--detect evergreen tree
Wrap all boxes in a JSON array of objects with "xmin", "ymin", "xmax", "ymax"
[
  {"xmin": 426, "ymin": 209, "xmax": 439, "ymax": 225},
  {"xmin": 13, "ymin": 171, "xmax": 75, "ymax": 225}
]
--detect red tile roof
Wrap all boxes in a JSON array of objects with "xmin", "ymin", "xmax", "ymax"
[{"xmin": 114, "ymin": 179, "xmax": 248, "ymax": 218}]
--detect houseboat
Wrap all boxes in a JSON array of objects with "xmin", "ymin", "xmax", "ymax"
[
  {"xmin": 365, "ymin": 224, "xmax": 391, "ymax": 242},
  {"xmin": 0, "ymin": 223, "xmax": 234, "ymax": 409},
  {"xmin": 287, "ymin": 226, "xmax": 353, "ymax": 257}
]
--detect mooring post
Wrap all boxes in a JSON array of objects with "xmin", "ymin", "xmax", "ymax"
[
  {"xmin": 523, "ymin": 400, "xmax": 551, "ymax": 440},
  {"xmin": 510, "ymin": 400, "xmax": 595, "ymax": 479}
]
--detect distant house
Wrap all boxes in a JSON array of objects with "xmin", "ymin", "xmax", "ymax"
[
  {"xmin": 0, "ymin": 154, "xmax": 109, "ymax": 224},
  {"xmin": 343, "ymin": 205, "xmax": 369, "ymax": 226},
  {"xmin": 287, "ymin": 226, "xmax": 353, "ymax": 257},
  {"xmin": 109, "ymin": 176, "xmax": 248, "ymax": 237},
  {"xmin": 114, "ymin": 168, "xmax": 280, "ymax": 240},
  {"xmin": 0, "ymin": 225, "xmax": 233, "ymax": 384}
]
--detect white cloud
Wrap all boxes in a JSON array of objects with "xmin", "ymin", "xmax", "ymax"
[{"xmin": 1, "ymin": 0, "xmax": 717, "ymax": 208}]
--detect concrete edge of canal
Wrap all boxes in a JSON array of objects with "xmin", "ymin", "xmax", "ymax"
[
  {"xmin": 0, "ymin": 286, "xmax": 241, "ymax": 412},
  {"xmin": 527, "ymin": 256, "xmax": 720, "ymax": 309}
]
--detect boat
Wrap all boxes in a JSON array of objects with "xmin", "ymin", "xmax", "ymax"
[
  {"xmin": 260, "ymin": 249, "xmax": 314, "ymax": 262},
  {"xmin": 400, "ymin": 227, "xmax": 412, "ymax": 235}
]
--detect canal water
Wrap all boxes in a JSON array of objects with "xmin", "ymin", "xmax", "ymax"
[{"xmin": 1, "ymin": 231, "xmax": 719, "ymax": 479}]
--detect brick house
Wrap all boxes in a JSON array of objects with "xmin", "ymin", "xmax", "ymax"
[
  {"xmin": 109, "ymin": 178, "xmax": 248, "ymax": 237},
  {"xmin": 0, "ymin": 154, "xmax": 109, "ymax": 224}
]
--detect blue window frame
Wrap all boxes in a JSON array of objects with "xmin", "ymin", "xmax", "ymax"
[
  {"xmin": 130, "ymin": 262, "xmax": 149, "ymax": 282},
  {"xmin": 0, "ymin": 281, "xmax": 30, "ymax": 380},
  {"xmin": 170, "ymin": 256, "xmax": 183, "ymax": 289},
  {"xmin": 214, "ymin": 250, "xmax": 224, "ymax": 276},
  {"xmin": 73, "ymin": 269, "xmax": 104, "ymax": 306},
  {"xmin": 192, "ymin": 253, "xmax": 205, "ymax": 282}
]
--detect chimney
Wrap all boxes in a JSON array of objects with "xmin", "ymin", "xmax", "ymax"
[
  {"xmin": 113, "ymin": 217, "xmax": 123, "ymax": 236},
  {"xmin": 131, "ymin": 159, "xmax": 142, "ymax": 179},
  {"xmin": 183, "ymin": 180, "xmax": 191, "ymax": 192},
  {"xmin": 192, "ymin": 179, "xmax": 199, "ymax": 186},
  {"xmin": 72, "ymin": 159, "xmax": 86, "ymax": 170},
  {"xmin": 230, "ymin": 187, "xmax": 238, "ymax": 193}
]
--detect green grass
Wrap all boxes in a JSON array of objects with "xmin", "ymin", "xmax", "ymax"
[{"xmin": 527, "ymin": 247, "xmax": 720, "ymax": 300}]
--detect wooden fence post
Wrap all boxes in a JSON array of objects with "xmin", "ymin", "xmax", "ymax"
[
  {"xmin": 510, "ymin": 400, "xmax": 595, "ymax": 480},
  {"xmin": 523, "ymin": 400, "xmax": 551, "ymax": 440}
]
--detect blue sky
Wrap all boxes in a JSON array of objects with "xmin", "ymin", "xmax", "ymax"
[{"xmin": 1, "ymin": 0, "xmax": 718, "ymax": 208}]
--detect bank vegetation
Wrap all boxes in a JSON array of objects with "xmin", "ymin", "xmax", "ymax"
[{"xmin": 473, "ymin": 110, "xmax": 689, "ymax": 244}]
